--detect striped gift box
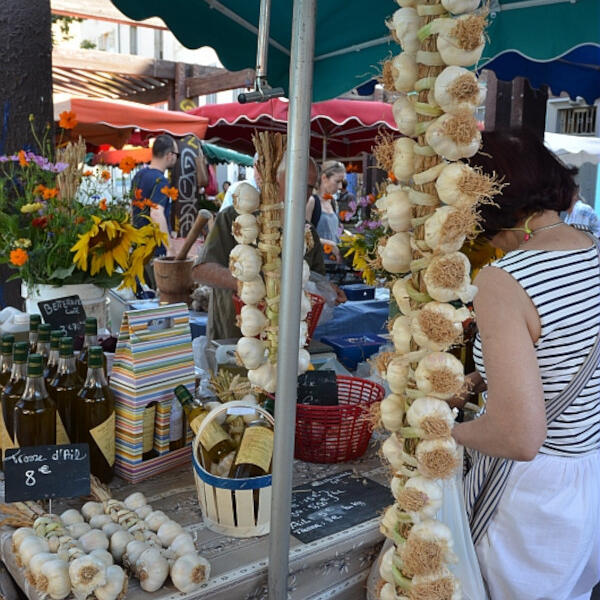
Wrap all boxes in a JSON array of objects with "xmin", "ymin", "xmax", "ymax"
[{"xmin": 110, "ymin": 303, "xmax": 195, "ymax": 483}]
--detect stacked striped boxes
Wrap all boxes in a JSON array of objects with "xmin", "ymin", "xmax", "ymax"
[{"xmin": 110, "ymin": 303, "xmax": 195, "ymax": 483}]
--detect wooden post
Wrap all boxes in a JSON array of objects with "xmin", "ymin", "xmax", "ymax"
[{"xmin": 173, "ymin": 62, "xmax": 187, "ymax": 111}]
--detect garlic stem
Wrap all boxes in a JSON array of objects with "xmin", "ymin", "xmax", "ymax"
[
  {"xmin": 413, "ymin": 162, "xmax": 445, "ymax": 185},
  {"xmin": 414, "ymin": 102, "xmax": 443, "ymax": 117},
  {"xmin": 399, "ymin": 426, "xmax": 423, "ymax": 438},
  {"xmin": 414, "ymin": 121, "xmax": 432, "ymax": 136},
  {"xmin": 413, "ymin": 144, "xmax": 437, "ymax": 157},
  {"xmin": 416, "ymin": 50, "xmax": 445, "ymax": 66},
  {"xmin": 415, "ymin": 76, "xmax": 437, "ymax": 91},
  {"xmin": 405, "ymin": 280, "xmax": 433, "ymax": 303}
]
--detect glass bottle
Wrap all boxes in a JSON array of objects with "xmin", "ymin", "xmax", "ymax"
[
  {"xmin": 74, "ymin": 347, "xmax": 115, "ymax": 483},
  {"xmin": 229, "ymin": 417, "xmax": 274, "ymax": 479},
  {"xmin": 174, "ymin": 385, "xmax": 235, "ymax": 466},
  {"xmin": 76, "ymin": 317, "xmax": 106, "ymax": 379},
  {"xmin": 35, "ymin": 324, "xmax": 52, "ymax": 365},
  {"xmin": 0, "ymin": 335, "xmax": 15, "ymax": 394},
  {"xmin": 169, "ymin": 396, "xmax": 186, "ymax": 451},
  {"xmin": 13, "ymin": 354, "xmax": 56, "ymax": 447},
  {"xmin": 28, "ymin": 314, "xmax": 41, "ymax": 354},
  {"xmin": 142, "ymin": 402, "xmax": 158, "ymax": 460},
  {"xmin": 1, "ymin": 342, "xmax": 29, "ymax": 462},
  {"xmin": 44, "ymin": 330, "xmax": 65, "ymax": 383},
  {"xmin": 47, "ymin": 337, "xmax": 81, "ymax": 444}
]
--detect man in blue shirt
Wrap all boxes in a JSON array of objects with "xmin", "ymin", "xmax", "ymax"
[{"xmin": 131, "ymin": 134, "xmax": 179, "ymax": 256}]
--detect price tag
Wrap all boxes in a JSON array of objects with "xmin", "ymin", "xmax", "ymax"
[
  {"xmin": 37, "ymin": 295, "xmax": 87, "ymax": 338},
  {"xmin": 4, "ymin": 444, "xmax": 91, "ymax": 502}
]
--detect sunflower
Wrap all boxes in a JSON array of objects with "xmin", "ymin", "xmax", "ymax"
[{"xmin": 71, "ymin": 216, "xmax": 143, "ymax": 276}]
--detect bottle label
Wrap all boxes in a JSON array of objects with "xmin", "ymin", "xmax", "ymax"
[
  {"xmin": 0, "ymin": 412, "xmax": 15, "ymax": 460},
  {"xmin": 89, "ymin": 411, "xmax": 116, "ymax": 467},
  {"xmin": 190, "ymin": 412, "xmax": 207, "ymax": 435},
  {"xmin": 169, "ymin": 398, "xmax": 183, "ymax": 442},
  {"xmin": 200, "ymin": 421, "xmax": 229, "ymax": 452},
  {"xmin": 143, "ymin": 405, "xmax": 156, "ymax": 453},
  {"xmin": 234, "ymin": 426, "xmax": 273, "ymax": 473},
  {"xmin": 56, "ymin": 413, "xmax": 70, "ymax": 445}
]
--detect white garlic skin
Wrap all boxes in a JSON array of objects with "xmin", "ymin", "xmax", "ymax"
[
  {"xmin": 19, "ymin": 536, "xmax": 50, "ymax": 569},
  {"xmin": 134, "ymin": 504, "xmax": 153, "ymax": 520},
  {"xmin": 124, "ymin": 540, "xmax": 149, "ymax": 569},
  {"xmin": 169, "ymin": 532, "xmax": 196, "ymax": 558},
  {"xmin": 232, "ymin": 182, "xmax": 260, "ymax": 214},
  {"xmin": 60, "ymin": 509, "xmax": 84, "ymax": 526},
  {"xmin": 79, "ymin": 529, "xmax": 109, "ymax": 553},
  {"xmin": 81, "ymin": 501, "xmax": 104, "ymax": 521},
  {"xmin": 12, "ymin": 527, "xmax": 35, "ymax": 551},
  {"xmin": 94, "ymin": 565, "xmax": 127, "ymax": 600},
  {"xmin": 144, "ymin": 510, "xmax": 169, "ymax": 532},
  {"xmin": 170, "ymin": 552, "xmax": 211, "ymax": 593},
  {"xmin": 28, "ymin": 551, "xmax": 55, "ymax": 586},
  {"xmin": 123, "ymin": 491, "xmax": 147, "ymax": 510},
  {"xmin": 69, "ymin": 555, "xmax": 107, "ymax": 600},
  {"xmin": 40, "ymin": 558, "xmax": 71, "ymax": 600},
  {"xmin": 110, "ymin": 530, "xmax": 134, "ymax": 562},
  {"xmin": 136, "ymin": 547, "xmax": 170, "ymax": 592},
  {"xmin": 67, "ymin": 522, "xmax": 92, "ymax": 539},
  {"xmin": 89, "ymin": 514, "xmax": 113, "ymax": 529},
  {"xmin": 102, "ymin": 522, "xmax": 122, "ymax": 538},
  {"xmin": 157, "ymin": 520, "xmax": 184, "ymax": 547}
]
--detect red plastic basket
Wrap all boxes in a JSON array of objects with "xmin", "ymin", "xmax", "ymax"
[
  {"xmin": 294, "ymin": 375, "xmax": 385, "ymax": 463},
  {"xmin": 232, "ymin": 292, "xmax": 324, "ymax": 345}
]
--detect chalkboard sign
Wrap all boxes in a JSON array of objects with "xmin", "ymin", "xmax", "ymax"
[
  {"xmin": 4, "ymin": 444, "xmax": 91, "ymax": 502},
  {"xmin": 290, "ymin": 470, "xmax": 391, "ymax": 543},
  {"xmin": 297, "ymin": 370, "xmax": 338, "ymax": 406},
  {"xmin": 37, "ymin": 295, "xmax": 86, "ymax": 338}
]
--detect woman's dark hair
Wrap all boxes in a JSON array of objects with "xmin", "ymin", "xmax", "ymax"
[{"xmin": 469, "ymin": 129, "xmax": 578, "ymax": 238}]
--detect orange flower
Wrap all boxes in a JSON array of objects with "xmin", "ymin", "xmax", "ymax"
[
  {"xmin": 133, "ymin": 199, "xmax": 145, "ymax": 210},
  {"xmin": 58, "ymin": 110, "xmax": 78, "ymax": 130},
  {"xmin": 160, "ymin": 186, "xmax": 179, "ymax": 201},
  {"xmin": 145, "ymin": 199, "xmax": 158, "ymax": 209},
  {"xmin": 99, "ymin": 198, "xmax": 107, "ymax": 211},
  {"xmin": 387, "ymin": 171, "xmax": 397, "ymax": 184},
  {"xmin": 34, "ymin": 184, "xmax": 46, "ymax": 196},
  {"xmin": 75, "ymin": 216, "xmax": 85, "ymax": 224},
  {"xmin": 101, "ymin": 170, "xmax": 111, "ymax": 181},
  {"xmin": 322, "ymin": 242, "xmax": 333, "ymax": 255},
  {"xmin": 42, "ymin": 187, "xmax": 58, "ymax": 200},
  {"xmin": 322, "ymin": 193, "xmax": 334, "ymax": 200},
  {"xmin": 9, "ymin": 248, "xmax": 28, "ymax": 266},
  {"xmin": 339, "ymin": 210, "xmax": 349, "ymax": 221},
  {"xmin": 83, "ymin": 170, "xmax": 93, "ymax": 177},
  {"xmin": 367, "ymin": 193, "xmax": 376, "ymax": 205},
  {"xmin": 119, "ymin": 156, "xmax": 137, "ymax": 174},
  {"xmin": 134, "ymin": 188, "xmax": 143, "ymax": 200},
  {"xmin": 18, "ymin": 150, "xmax": 28, "ymax": 168}
]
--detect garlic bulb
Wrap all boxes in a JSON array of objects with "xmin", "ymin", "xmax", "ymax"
[
  {"xmin": 380, "ymin": 582, "xmax": 405, "ymax": 600},
  {"xmin": 386, "ymin": 187, "xmax": 412, "ymax": 233},
  {"xmin": 67, "ymin": 522, "xmax": 91, "ymax": 539},
  {"xmin": 388, "ymin": 7, "xmax": 420, "ymax": 55},
  {"xmin": 380, "ymin": 394, "xmax": 405, "ymax": 432},
  {"xmin": 416, "ymin": 437, "xmax": 460, "ymax": 479},
  {"xmin": 89, "ymin": 514, "xmax": 113, "ymax": 529},
  {"xmin": 110, "ymin": 530, "xmax": 134, "ymax": 562},
  {"xmin": 169, "ymin": 532, "xmax": 196, "ymax": 558},
  {"xmin": 60, "ymin": 509, "xmax": 84, "ymax": 526},
  {"xmin": 239, "ymin": 276, "xmax": 267, "ymax": 305},
  {"xmin": 79, "ymin": 529, "xmax": 109, "ymax": 553},
  {"xmin": 157, "ymin": 520, "xmax": 184, "ymax": 547},
  {"xmin": 389, "ymin": 53, "xmax": 418, "ymax": 92},
  {"xmin": 229, "ymin": 244, "xmax": 262, "ymax": 282},
  {"xmin": 89, "ymin": 549, "xmax": 114, "ymax": 568},
  {"xmin": 411, "ymin": 568, "xmax": 462, "ymax": 599},
  {"xmin": 239, "ymin": 305, "xmax": 268, "ymax": 337},
  {"xmin": 411, "ymin": 302, "xmax": 470, "ymax": 351},
  {"xmin": 144, "ymin": 510, "xmax": 169, "ymax": 532},
  {"xmin": 442, "ymin": 0, "xmax": 481, "ymax": 14},
  {"xmin": 392, "ymin": 96, "xmax": 417, "ymax": 138},
  {"xmin": 406, "ymin": 396, "xmax": 455, "ymax": 438},
  {"xmin": 379, "ymin": 545, "xmax": 396, "ymax": 584},
  {"xmin": 135, "ymin": 505, "xmax": 152, "ymax": 520},
  {"xmin": 300, "ymin": 292, "xmax": 312, "ymax": 320},
  {"xmin": 81, "ymin": 502, "xmax": 104, "ymax": 521},
  {"xmin": 124, "ymin": 540, "xmax": 148, "ymax": 567},
  {"xmin": 425, "ymin": 112, "xmax": 481, "ymax": 161},
  {"xmin": 101, "ymin": 522, "xmax": 122, "ymax": 538},
  {"xmin": 124, "ymin": 492, "xmax": 147, "ymax": 510},
  {"xmin": 95, "ymin": 565, "xmax": 127, "ymax": 600},
  {"xmin": 391, "ymin": 315, "xmax": 411, "ymax": 354},
  {"xmin": 414, "ymin": 352, "xmax": 464, "ymax": 400},
  {"xmin": 392, "ymin": 277, "xmax": 412, "ymax": 316},
  {"xmin": 236, "ymin": 337, "xmax": 266, "ymax": 370},
  {"xmin": 378, "ymin": 232, "xmax": 411, "ymax": 274},
  {"xmin": 434, "ymin": 66, "xmax": 485, "ymax": 115},
  {"xmin": 248, "ymin": 361, "xmax": 277, "ymax": 394},
  {"xmin": 436, "ymin": 161, "xmax": 499, "ymax": 208},
  {"xmin": 382, "ymin": 433, "xmax": 405, "ymax": 470},
  {"xmin": 19, "ymin": 536, "xmax": 50, "ymax": 568},
  {"xmin": 232, "ymin": 213, "xmax": 259, "ymax": 245},
  {"xmin": 392, "ymin": 475, "xmax": 443, "ymax": 521},
  {"xmin": 436, "ymin": 15, "xmax": 486, "ymax": 66},
  {"xmin": 400, "ymin": 519, "xmax": 457, "ymax": 576},
  {"xmin": 232, "ymin": 182, "xmax": 260, "ymax": 214},
  {"xmin": 170, "ymin": 553, "xmax": 211, "ymax": 593},
  {"xmin": 298, "ymin": 348, "xmax": 311, "ymax": 375},
  {"xmin": 69, "ymin": 555, "xmax": 106, "ymax": 600},
  {"xmin": 38, "ymin": 558, "xmax": 70, "ymax": 600},
  {"xmin": 392, "ymin": 139, "xmax": 417, "ymax": 183},
  {"xmin": 12, "ymin": 527, "xmax": 35, "ymax": 551},
  {"xmin": 424, "ymin": 252, "xmax": 477, "ymax": 303},
  {"xmin": 28, "ymin": 551, "xmax": 55, "ymax": 586},
  {"xmin": 385, "ymin": 357, "xmax": 410, "ymax": 394},
  {"xmin": 136, "ymin": 547, "xmax": 169, "ymax": 592}
]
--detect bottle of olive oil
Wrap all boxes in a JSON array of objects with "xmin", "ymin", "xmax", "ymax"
[
  {"xmin": 44, "ymin": 330, "xmax": 65, "ymax": 383},
  {"xmin": 13, "ymin": 354, "xmax": 56, "ymax": 447},
  {"xmin": 142, "ymin": 401, "xmax": 158, "ymax": 460},
  {"xmin": 28, "ymin": 314, "xmax": 41, "ymax": 354},
  {"xmin": 74, "ymin": 347, "xmax": 115, "ymax": 483},
  {"xmin": 47, "ymin": 337, "xmax": 81, "ymax": 444},
  {"xmin": 0, "ymin": 335, "xmax": 15, "ymax": 393},
  {"xmin": 35, "ymin": 324, "xmax": 52, "ymax": 365},
  {"xmin": 76, "ymin": 317, "xmax": 106, "ymax": 379},
  {"xmin": 1, "ymin": 342, "xmax": 29, "ymax": 463},
  {"xmin": 174, "ymin": 385, "xmax": 235, "ymax": 467},
  {"xmin": 229, "ymin": 417, "xmax": 274, "ymax": 479}
]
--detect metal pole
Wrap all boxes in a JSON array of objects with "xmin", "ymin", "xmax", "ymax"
[
  {"xmin": 268, "ymin": 0, "xmax": 315, "ymax": 597},
  {"xmin": 255, "ymin": 0, "xmax": 272, "ymax": 83},
  {"xmin": 322, "ymin": 136, "xmax": 327, "ymax": 163}
]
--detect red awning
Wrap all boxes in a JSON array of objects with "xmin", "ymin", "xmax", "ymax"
[
  {"xmin": 189, "ymin": 98, "xmax": 397, "ymax": 159},
  {"xmin": 54, "ymin": 97, "xmax": 209, "ymax": 149}
]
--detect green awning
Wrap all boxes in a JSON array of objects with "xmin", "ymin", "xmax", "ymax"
[{"xmin": 201, "ymin": 141, "xmax": 253, "ymax": 167}]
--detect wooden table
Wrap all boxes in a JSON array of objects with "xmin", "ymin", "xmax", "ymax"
[{"xmin": 0, "ymin": 437, "xmax": 388, "ymax": 600}]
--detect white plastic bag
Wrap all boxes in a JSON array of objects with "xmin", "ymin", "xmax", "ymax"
[{"xmin": 306, "ymin": 272, "xmax": 338, "ymax": 325}]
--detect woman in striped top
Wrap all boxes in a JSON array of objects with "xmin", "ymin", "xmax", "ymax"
[{"xmin": 453, "ymin": 130, "xmax": 600, "ymax": 599}]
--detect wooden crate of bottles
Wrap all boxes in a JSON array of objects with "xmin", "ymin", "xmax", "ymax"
[{"xmin": 110, "ymin": 303, "xmax": 195, "ymax": 483}]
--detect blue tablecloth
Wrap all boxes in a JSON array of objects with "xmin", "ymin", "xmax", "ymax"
[{"xmin": 312, "ymin": 288, "xmax": 390, "ymax": 341}]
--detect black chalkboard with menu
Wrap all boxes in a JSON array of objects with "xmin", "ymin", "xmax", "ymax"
[
  {"xmin": 290, "ymin": 470, "xmax": 391, "ymax": 543},
  {"xmin": 297, "ymin": 370, "xmax": 339, "ymax": 406},
  {"xmin": 37, "ymin": 295, "xmax": 87, "ymax": 338},
  {"xmin": 4, "ymin": 444, "xmax": 91, "ymax": 502}
]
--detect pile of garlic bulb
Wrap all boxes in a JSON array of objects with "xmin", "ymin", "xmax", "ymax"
[
  {"xmin": 375, "ymin": 2, "xmax": 501, "ymax": 599},
  {"xmin": 231, "ymin": 135, "xmax": 311, "ymax": 396},
  {"xmin": 12, "ymin": 491, "xmax": 210, "ymax": 599}
]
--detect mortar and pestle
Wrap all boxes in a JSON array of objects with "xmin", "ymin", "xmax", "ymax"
[{"xmin": 153, "ymin": 209, "xmax": 213, "ymax": 305}]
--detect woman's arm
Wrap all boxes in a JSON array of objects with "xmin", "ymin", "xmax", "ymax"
[
  {"xmin": 306, "ymin": 195, "xmax": 315, "ymax": 224},
  {"xmin": 452, "ymin": 267, "xmax": 547, "ymax": 461}
]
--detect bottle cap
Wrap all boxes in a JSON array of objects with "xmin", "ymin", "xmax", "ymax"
[
  {"xmin": 27, "ymin": 353, "xmax": 43, "ymax": 376},
  {"xmin": 174, "ymin": 385, "xmax": 193, "ymax": 402},
  {"xmin": 2, "ymin": 334, "xmax": 15, "ymax": 344},
  {"xmin": 1, "ymin": 334, "xmax": 15, "ymax": 355},
  {"xmin": 85, "ymin": 317, "xmax": 98, "ymax": 335},
  {"xmin": 13, "ymin": 342, "xmax": 29, "ymax": 362},
  {"xmin": 38, "ymin": 323, "xmax": 52, "ymax": 342},
  {"xmin": 29, "ymin": 314, "xmax": 41, "ymax": 330},
  {"xmin": 59, "ymin": 337, "xmax": 74, "ymax": 357},
  {"xmin": 88, "ymin": 346, "xmax": 103, "ymax": 368},
  {"xmin": 50, "ymin": 330, "xmax": 65, "ymax": 349}
]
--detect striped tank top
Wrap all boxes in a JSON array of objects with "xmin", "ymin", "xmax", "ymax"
[{"xmin": 473, "ymin": 244, "xmax": 600, "ymax": 456}]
